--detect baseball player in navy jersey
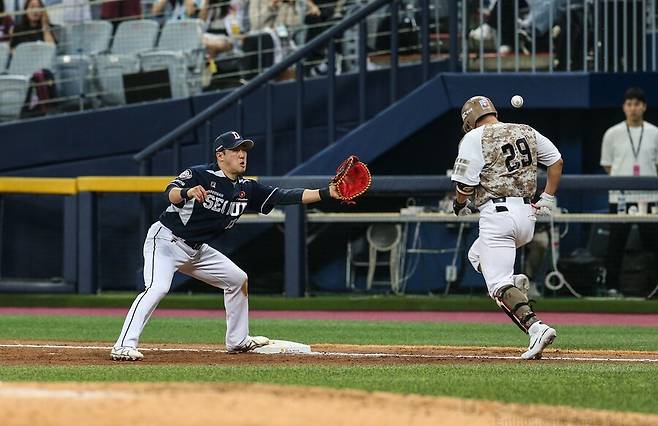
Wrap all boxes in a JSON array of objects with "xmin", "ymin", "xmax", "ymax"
[
  {"xmin": 451, "ymin": 96, "xmax": 564, "ymax": 360},
  {"xmin": 111, "ymin": 130, "xmax": 340, "ymax": 361}
]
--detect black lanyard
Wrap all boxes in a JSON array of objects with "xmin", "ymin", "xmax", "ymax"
[{"xmin": 625, "ymin": 123, "xmax": 644, "ymax": 161}]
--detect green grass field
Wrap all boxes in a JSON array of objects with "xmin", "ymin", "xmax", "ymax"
[
  {"xmin": 1, "ymin": 315, "xmax": 657, "ymax": 350},
  {"xmin": 2, "ymin": 293, "xmax": 658, "ymax": 312},
  {"xmin": 1, "ymin": 314, "xmax": 657, "ymax": 414}
]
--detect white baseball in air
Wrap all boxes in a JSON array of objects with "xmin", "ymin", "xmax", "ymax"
[{"xmin": 511, "ymin": 95, "xmax": 524, "ymax": 108}]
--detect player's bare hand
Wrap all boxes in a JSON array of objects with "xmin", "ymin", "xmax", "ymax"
[
  {"xmin": 328, "ymin": 183, "xmax": 340, "ymax": 199},
  {"xmin": 187, "ymin": 185, "xmax": 207, "ymax": 202}
]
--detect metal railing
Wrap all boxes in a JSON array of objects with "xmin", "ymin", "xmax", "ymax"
[
  {"xmin": 461, "ymin": 0, "xmax": 657, "ymax": 73},
  {"xmin": 3, "ymin": 0, "xmax": 657, "ymax": 124},
  {"xmin": 128, "ymin": 0, "xmax": 443, "ymax": 240},
  {"xmin": 0, "ymin": 0, "xmax": 450, "ymax": 123},
  {"xmin": 133, "ymin": 0, "xmax": 437, "ymax": 173}
]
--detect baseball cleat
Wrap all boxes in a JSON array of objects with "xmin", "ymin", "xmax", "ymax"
[
  {"xmin": 512, "ymin": 274, "xmax": 530, "ymax": 296},
  {"xmin": 521, "ymin": 322, "xmax": 557, "ymax": 360},
  {"xmin": 110, "ymin": 346, "xmax": 144, "ymax": 361},
  {"xmin": 226, "ymin": 335, "xmax": 270, "ymax": 354}
]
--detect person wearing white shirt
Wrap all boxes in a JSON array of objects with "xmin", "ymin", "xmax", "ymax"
[
  {"xmin": 600, "ymin": 90, "xmax": 658, "ymax": 177},
  {"xmin": 600, "ymin": 87, "xmax": 658, "ymax": 293}
]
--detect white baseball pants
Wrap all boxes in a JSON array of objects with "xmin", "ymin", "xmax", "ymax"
[
  {"xmin": 114, "ymin": 222, "xmax": 251, "ymax": 351},
  {"xmin": 468, "ymin": 197, "xmax": 536, "ymax": 297}
]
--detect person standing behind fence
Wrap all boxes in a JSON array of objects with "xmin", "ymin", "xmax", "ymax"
[{"xmin": 600, "ymin": 87, "xmax": 658, "ymax": 293}]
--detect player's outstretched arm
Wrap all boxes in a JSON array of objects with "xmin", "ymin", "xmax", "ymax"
[{"xmin": 301, "ymin": 184, "xmax": 340, "ymax": 204}]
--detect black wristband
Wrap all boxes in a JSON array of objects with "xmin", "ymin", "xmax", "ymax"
[
  {"xmin": 453, "ymin": 199, "xmax": 467, "ymax": 216},
  {"xmin": 180, "ymin": 188, "xmax": 189, "ymax": 200},
  {"xmin": 319, "ymin": 187, "xmax": 330, "ymax": 200}
]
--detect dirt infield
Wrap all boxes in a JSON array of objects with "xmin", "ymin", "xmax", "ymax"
[
  {"xmin": 2, "ymin": 382, "xmax": 658, "ymax": 426},
  {"xmin": 2, "ymin": 342, "xmax": 657, "ymax": 425},
  {"xmin": 1, "ymin": 341, "xmax": 657, "ymax": 365}
]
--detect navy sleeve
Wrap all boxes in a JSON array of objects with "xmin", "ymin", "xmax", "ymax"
[
  {"xmin": 168, "ymin": 168, "xmax": 200, "ymax": 190},
  {"xmin": 165, "ymin": 168, "xmax": 200, "ymax": 206},
  {"xmin": 247, "ymin": 181, "xmax": 306, "ymax": 213},
  {"xmin": 246, "ymin": 181, "xmax": 280, "ymax": 214}
]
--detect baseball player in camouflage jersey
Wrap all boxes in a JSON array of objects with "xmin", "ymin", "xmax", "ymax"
[
  {"xmin": 111, "ymin": 130, "xmax": 340, "ymax": 361},
  {"xmin": 451, "ymin": 96, "xmax": 564, "ymax": 360}
]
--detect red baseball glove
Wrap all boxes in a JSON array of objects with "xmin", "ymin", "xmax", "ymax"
[{"xmin": 331, "ymin": 155, "xmax": 372, "ymax": 202}]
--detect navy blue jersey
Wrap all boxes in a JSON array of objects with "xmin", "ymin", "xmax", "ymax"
[{"xmin": 159, "ymin": 163, "xmax": 284, "ymax": 244}]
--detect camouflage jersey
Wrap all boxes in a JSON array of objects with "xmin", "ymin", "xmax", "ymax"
[{"xmin": 451, "ymin": 122, "xmax": 562, "ymax": 207}]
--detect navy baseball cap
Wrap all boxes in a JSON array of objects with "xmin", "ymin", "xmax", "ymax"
[{"xmin": 214, "ymin": 131, "xmax": 254, "ymax": 152}]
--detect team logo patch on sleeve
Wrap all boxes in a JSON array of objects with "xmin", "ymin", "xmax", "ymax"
[
  {"xmin": 453, "ymin": 158, "xmax": 470, "ymax": 176},
  {"xmin": 178, "ymin": 169, "xmax": 193, "ymax": 180}
]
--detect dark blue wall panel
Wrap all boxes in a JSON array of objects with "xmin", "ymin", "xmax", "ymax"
[
  {"xmin": 442, "ymin": 73, "xmax": 591, "ymax": 109},
  {"xmin": 0, "ymin": 98, "xmax": 195, "ymax": 172}
]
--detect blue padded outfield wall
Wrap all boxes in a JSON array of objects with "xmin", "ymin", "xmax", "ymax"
[{"xmin": 1, "ymin": 69, "xmax": 657, "ymax": 293}]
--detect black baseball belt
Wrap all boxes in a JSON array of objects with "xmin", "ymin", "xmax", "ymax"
[
  {"xmin": 183, "ymin": 240, "xmax": 204, "ymax": 250},
  {"xmin": 491, "ymin": 197, "xmax": 531, "ymax": 213}
]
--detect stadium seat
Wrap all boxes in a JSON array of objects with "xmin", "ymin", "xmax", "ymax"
[
  {"xmin": 0, "ymin": 42, "xmax": 9, "ymax": 73},
  {"xmin": 240, "ymin": 30, "xmax": 282, "ymax": 80},
  {"xmin": 96, "ymin": 20, "xmax": 159, "ymax": 105},
  {"xmin": 111, "ymin": 20, "xmax": 159, "ymax": 55},
  {"xmin": 60, "ymin": 21, "xmax": 113, "ymax": 55},
  {"xmin": 95, "ymin": 54, "xmax": 141, "ymax": 105},
  {"xmin": 0, "ymin": 75, "xmax": 30, "ymax": 121},
  {"xmin": 7, "ymin": 42, "xmax": 56, "ymax": 77},
  {"xmin": 139, "ymin": 19, "xmax": 205, "ymax": 99},
  {"xmin": 55, "ymin": 54, "xmax": 95, "ymax": 105},
  {"xmin": 54, "ymin": 21, "xmax": 113, "ymax": 105}
]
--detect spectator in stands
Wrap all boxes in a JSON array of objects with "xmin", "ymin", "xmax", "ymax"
[
  {"xmin": 10, "ymin": 0, "xmax": 57, "ymax": 48},
  {"xmin": 520, "ymin": 0, "xmax": 567, "ymax": 38},
  {"xmin": 61, "ymin": 0, "xmax": 91, "ymax": 24},
  {"xmin": 600, "ymin": 87, "xmax": 658, "ymax": 292},
  {"xmin": 3, "ymin": 0, "xmax": 21, "ymax": 25},
  {"xmin": 155, "ymin": 0, "xmax": 239, "ymax": 87},
  {"xmin": 248, "ymin": 0, "xmax": 310, "ymax": 33},
  {"xmin": 303, "ymin": 0, "xmax": 346, "ymax": 76},
  {"xmin": 152, "ymin": 0, "xmax": 192, "ymax": 21},
  {"xmin": 100, "ymin": 0, "xmax": 141, "ymax": 32},
  {"xmin": 0, "ymin": 0, "xmax": 14, "ymax": 42},
  {"xmin": 469, "ymin": 0, "xmax": 565, "ymax": 55},
  {"xmin": 469, "ymin": 0, "xmax": 519, "ymax": 54},
  {"xmin": 192, "ymin": 0, "xmax": 237, "ymax": 57}
]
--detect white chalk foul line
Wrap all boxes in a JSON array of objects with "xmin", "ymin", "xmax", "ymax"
[
  {"xmin": 0, "ymin": 343, "xmax": 219, "ymax": 352},
  {"xmin": 313, "ymin": 351, "xmax": 658, "ymax": 363},
  {"xmin": 0, "ymin": 343, "xmax": 657, "ymax": 363},
  {"xmin": 0, "ymin": 385, "xmax": 132, "ymax": 400}
]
